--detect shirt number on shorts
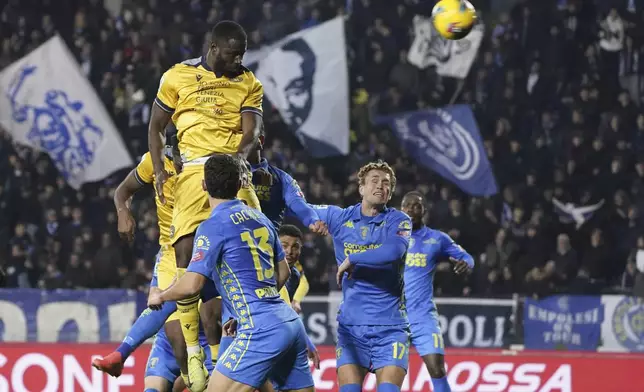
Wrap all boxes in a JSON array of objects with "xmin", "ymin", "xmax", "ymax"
[
  {"xmin": 240, "ymin": 227, "xmax": 275, "ymax": 282},
  {"xmin": 391, "ymin": 342, "xmax": 406, "ymax": 360},
  {"xmin": 432, "ymin": 333, "xmax": 444, "ymax": 349}
]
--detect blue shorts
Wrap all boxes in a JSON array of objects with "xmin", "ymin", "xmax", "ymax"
[
  {"xmin": 336, "ymin": 324, "xmax": 410, "ymax": 373},
  {"xmin": 216, "ymin": 318, "xmax": 313, "ymax": 390},
  {"xmin": 219, "ymin": 336, "xmax": 234, "ymax": 358},
  {"xmin": 145, "ymin": 329, "xmax": 214, "ymax": 382},
  {"xmin": 410, "ymin": 312, "xmax": 444, "ymax": 356}
]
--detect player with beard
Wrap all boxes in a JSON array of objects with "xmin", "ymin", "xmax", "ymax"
[
  {"xmin": 400, "ymin": 191, "xmax": 473, "ymax": 392},
  {"xmin": 149, "ymin": 20, "xmax": 265, "ymax": 391}
]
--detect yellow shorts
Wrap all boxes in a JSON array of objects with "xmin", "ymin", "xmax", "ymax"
[
  {"xmin": 170, "ymin": 161, "xmax": 261, "ymax": 244},
  {"xmin": 156, "ymin": 246, "xmax": 180, "ymax": 323}
]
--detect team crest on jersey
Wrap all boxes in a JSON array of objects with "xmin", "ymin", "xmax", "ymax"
[
  {"xmin": 361, "ymin": 226, "xmax": 369, "ymax": 239},
  {"xmin": 148, "ymin": 357, "xmax": 158, "ymax": 369},
  {"xmin": 195, "ymin": 235, "xmax": 211, "ymax": 251},
  {"xmin": 397, "ymin": 220, "xmax": 411, "ymax": 238},
  {"xmin": 169, "ymin": 225, "xmax": 175, "ymax": 239}
]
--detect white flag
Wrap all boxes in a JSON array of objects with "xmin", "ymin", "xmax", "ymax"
[
  {"xmin": 245, "ymin": 18, "xmax": 349, "ymax": 157},
  {"xmin": 0, "ymin": 35, "xmax": 133, "ymax": 189},
  {"xmin": 408, "ymin": 15, "xmax": 484, "ymax": 79}
]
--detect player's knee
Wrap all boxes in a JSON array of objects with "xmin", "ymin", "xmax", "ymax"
[
  {"xmin": 424, "ymin": 354, "xmax": 447, "ymax": 378},
  {"xmin": 377, "ymin": 383, "xmax": 401, "ymax": 392},
  {"xmin": 339, "ymin": 384, "xmax": 361, "ymax": 392},
  {"xmin": 173, "ymin": 235, "xmax": 194, "ymax": 268}
]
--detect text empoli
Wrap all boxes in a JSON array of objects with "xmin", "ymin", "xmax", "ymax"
[{"xmin": 343, "ymin": 242, "xmax": 381, "ymax": 257}]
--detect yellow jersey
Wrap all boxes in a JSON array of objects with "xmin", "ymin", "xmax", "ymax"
[
  {"xmin": 134, "ymin": 150, "xmax": 176, "ymax": 246},
  {"xmin": 155, "ymin": 56, "xmax": 264, "ymax": 161}
]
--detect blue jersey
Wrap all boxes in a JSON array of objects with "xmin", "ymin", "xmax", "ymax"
[
  {"xmin": 251, "ymin": 158, "xmax": 319, "ymax": 228},
  {"xmin": 404, "ymin": 226, "xmax": 474, "ymax": 324},
  {"xmin": 313, "ymin": 203, "xmax": 412, "ymax": 326},
  {"xmin": 188, "ymin": 199, "xmax": 298, "ymax": 332}
]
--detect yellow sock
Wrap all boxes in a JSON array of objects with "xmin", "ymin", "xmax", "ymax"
[
  {"xmin": 176, "ymin": 267, "xmax": 201, "ymax": 348},
  {"xmin": 210, "ymin": 344, "xmax": 220, "ymax": 362}
]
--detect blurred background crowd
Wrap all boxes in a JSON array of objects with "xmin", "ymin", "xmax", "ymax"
[{"xmin": 1, "ymin": 0, "xmax": 643, "ymax": 298}]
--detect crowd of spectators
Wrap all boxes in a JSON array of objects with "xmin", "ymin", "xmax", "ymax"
[{"xmin": 1, "ymin": 0, "xmax": 643, "ymax": 298}]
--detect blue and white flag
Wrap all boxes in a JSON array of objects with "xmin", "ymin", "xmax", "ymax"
[
  {"xmin": 552, "ymin": 198, "xmax": 605, "ymax": 230},
  {"xmin": 0, "ymin": 35, "xmax": 133, "ymax": 189},
  {"xmin": 245, "ymin": 18, "xmax": 349, "ymax": 157},
  {"xmin": 524, "ymin": 295, "xmax": 604, "ymax": 351},
  {"xmin": 380, "ymin": 105, "xmax": 497, "ymax": 196}
]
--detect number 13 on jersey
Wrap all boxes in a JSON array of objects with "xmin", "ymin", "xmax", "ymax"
[{"xmin": 240, "ymin": 227, "xmax": 275, "ymax": 282}]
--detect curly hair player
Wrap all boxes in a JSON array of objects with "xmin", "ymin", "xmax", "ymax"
[{"xmin": 312, "ymin": 160, "xmax": 412, "ymax": 392}]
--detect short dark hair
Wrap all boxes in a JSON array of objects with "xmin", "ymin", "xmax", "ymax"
[
  {"xmin": 403, "ymin": 190, "xmax": 424, "ymax": 201},
  {"xmin": 212, "ymin": 21, "xmax": 247, "ymax": 45},
  {"xmin": 204, "ymin": 154, "xmax": 241, "ymax": 199},
  {"xmin": 279, "ymin": 224, "xmax": 303, "ymax": 241}
]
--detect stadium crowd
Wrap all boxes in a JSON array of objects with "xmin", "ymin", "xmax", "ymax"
[{"xmin": 1, "ymin": 0, "xmax": 643, "ymax": 298}]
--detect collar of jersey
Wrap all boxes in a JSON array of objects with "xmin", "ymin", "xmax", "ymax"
[
  {"xmin": 350, "ymin": 203, "xmax": 389, "ymax": 224},
  {"xmin": 211, "ymin": 199, "xmax": 243, "ymax": 215},
  {"xmin": 200, "ymin": 55, "xmax": 225, "ymax": 78},
  {"xmin": 412, "ymin": 225, "xmax": 428, "ymax": 235},
  {"xmin": 251, "ymin": 158, "xmax": 269, "ymax": 172}
]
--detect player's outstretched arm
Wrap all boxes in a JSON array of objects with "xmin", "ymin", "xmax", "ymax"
[
  {"xmin": 348, "ymin": 215, "xmax": 412, "ymax": 268},
  {"xmin": 151, "ymin": 272, "xmax": 206, "ymax": 305},
  {"xmin": 282, "ymin": 172, "xmax": 327, "ymax": 235},
  {"xmin": 148, "ymin": 104, "xmax": 172, "ymax": 204},
  {"xmin": 113, "ymin": 169, "xmax": 145, "ymax": 243},
  {"xmin": 237, "ymin": 112, "xmax": 262, "ymax": 159},
  {"xmin": 440, "ymin": 232, "xmax": 475, "ymax": 274}
]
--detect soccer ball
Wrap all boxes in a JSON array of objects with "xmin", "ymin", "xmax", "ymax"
[{"xmin": 431, "ymin": 0, "xmax": 477, "ymax": 40}]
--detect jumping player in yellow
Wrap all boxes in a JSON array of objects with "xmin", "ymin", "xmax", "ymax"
[
  {"xmin": 148, "ymin": 20, "xmax": 264, "ymax": 391},
  {"xmin": 93, "ymin": 134, "xmax": 193, "ymax": 383}
]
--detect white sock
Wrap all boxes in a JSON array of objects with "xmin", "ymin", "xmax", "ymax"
[{"xmin": 187, "ymin": 345, "xmax": 201, "ymax": 355}]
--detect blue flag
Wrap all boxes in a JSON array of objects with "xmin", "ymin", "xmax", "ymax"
[
  {"xmin": 523, "ymin": 295, "xmax": 604, "ymax": 351},
  {"xmin": 379, "ymin": 105, "xmax": 497, "ymax": 196}
]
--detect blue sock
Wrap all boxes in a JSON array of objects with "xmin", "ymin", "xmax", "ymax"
[
  {"xmin": 144, "ymin": 389, "xmax": 160, "ymax": 392},
  {"xmin": 340, "ymin": 384, "xmax": 361, "ymax": 392},
  {"xmin": 378, "ymin": 383, "xmax": 400, "ymax": 392},
  {"xmin": 116, "ymin": 301, "xmax": 177, "ymax": 360},
  {"xmin": 432, "ymin": 376, "xmax": 451, "ymax": 392}
]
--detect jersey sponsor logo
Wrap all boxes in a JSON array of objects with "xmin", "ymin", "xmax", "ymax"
[
  {"xmin": 195, "ymin": 235, "xmax": 211, "ymax": 251},
  {"xmin": 196, "ymin": 74, "xmax": 203, "ymax": 81},
  {"xmin": 343, "ymin": 242, "xmax": 381, "ymax": 257}
]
